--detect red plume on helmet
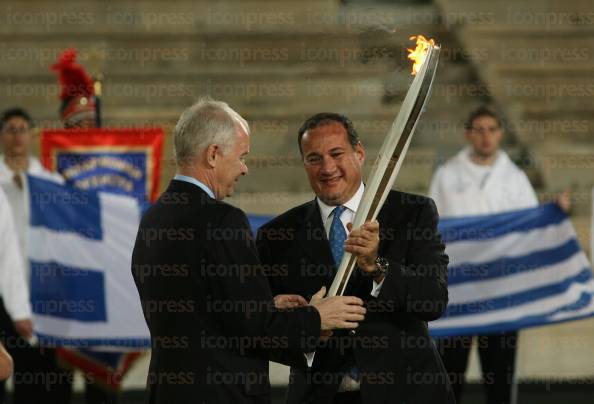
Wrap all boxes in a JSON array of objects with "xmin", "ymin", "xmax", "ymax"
[
  {"xmin": 51, "ymin": 48, "xmax": 97, "ymax": 127},
  {"xmin": 52, "ymin": 48, "xmax": 95, "ymax": 100}
]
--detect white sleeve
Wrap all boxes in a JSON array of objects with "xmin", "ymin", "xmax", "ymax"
[
  {"xmin": 516, "ymin": 171, "xmax": 539, "ymax": 208},
  {"xmin": 0, "ymin": 191, "xmax": 32, "ymax": 321}
]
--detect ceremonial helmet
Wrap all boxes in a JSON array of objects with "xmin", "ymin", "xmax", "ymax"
[{"xmin": 51, "ymin": 48, "xmax": 98, "ymax": 128}]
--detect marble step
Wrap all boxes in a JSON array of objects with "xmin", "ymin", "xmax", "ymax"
[{"xmin": 436, "ymin": 0, "xmax": 594, "ymax": 27}]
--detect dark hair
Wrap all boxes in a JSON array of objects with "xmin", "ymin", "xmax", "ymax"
[
  {"xmin": 0, "ymin": 108, "xmax": 34, "ymax": 131},
  {"xmin": 464, "ymin": 106, "xmax": 501, "ymax": 130},
  {"xmin": 297, "ymin": 112, "xmax": 360, "ymax": 155}
]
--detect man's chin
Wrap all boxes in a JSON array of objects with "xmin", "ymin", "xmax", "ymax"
[
  {"xmin": 475, "ymin": 149, "xmax": 497, "ymax": 159},
  {"xmin": 224, "ymin": 188, "xmax": 235, "ymax": 199},
  {"xmin": 317, "ymin": 191, "xmax": 345, "ymax": 206}
]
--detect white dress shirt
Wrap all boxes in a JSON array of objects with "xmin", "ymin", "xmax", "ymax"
[
  {"xmin": 315, "ymin": 182, "xmax": 384, "ymax": 298},
  {"xmin": 306, "ymin": 183, "xmax": 384, "ymax": 392}
]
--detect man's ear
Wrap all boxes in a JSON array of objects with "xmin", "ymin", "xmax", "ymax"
[
  {"xmin": 464, "ymin": 130, "xmax": 472, "ymax": 142},
  {"xmin": 355, "ymin": 142, "xmax": 365, "ymax": 165},
  {"xmin": 205, "ymin": 144, "xmax": 219, "ymax": 168}
]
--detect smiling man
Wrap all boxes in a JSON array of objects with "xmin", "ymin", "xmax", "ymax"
[
  {"xmin": 257, "ymin": 113, "xmax": 454, "ymax": 404},
  {"xmin": 131, "ymin": 101, "xmax": 366, "ymax": 404}
]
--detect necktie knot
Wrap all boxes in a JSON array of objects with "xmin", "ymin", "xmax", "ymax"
[
  {"xmin": 333, "ymin": 205, "xmax": 346, "ymax": 217},
  {"xmin": 12, "ymin": 173, "xmax": 23, "ymax": 190}
]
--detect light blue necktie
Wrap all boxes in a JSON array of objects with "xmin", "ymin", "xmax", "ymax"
[
  {"xmin": 330, "ymin": 206, "xmax": 360, "ymax": 381},
  {"xmin": 329, "ymin": 206, "xmax": 347, "ymax": 267}
]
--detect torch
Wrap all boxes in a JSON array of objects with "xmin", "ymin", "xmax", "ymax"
[{"xmin": 328, "ymin": 36, "xmax": 441, "ymax": 297}]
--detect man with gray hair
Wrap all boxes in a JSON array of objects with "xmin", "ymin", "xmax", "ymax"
[{"xmin": 131, "ymin": 99, "xmax": 366, "ymax": 404}]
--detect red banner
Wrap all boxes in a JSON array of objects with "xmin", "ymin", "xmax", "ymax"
[
  {"xmin": 39, "ymin": 127, "xmax": 163, "ymax": 390},
  {"xmin": 41, "ymin": 128, "xmax": 164, "ymax": 202}
]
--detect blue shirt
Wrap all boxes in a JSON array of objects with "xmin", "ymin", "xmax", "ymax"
[{"xmin": 173, "ymin": 174, "xmax": 215, "ymax": 199}]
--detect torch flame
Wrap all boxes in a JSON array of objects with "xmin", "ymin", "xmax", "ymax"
[{"xmin": 407, "ymin": 35, "xmax": 436, "ymax": 76}]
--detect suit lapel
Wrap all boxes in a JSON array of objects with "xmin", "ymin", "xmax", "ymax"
[
  {"xmin": 376, "ymin": 193, "xmax": 406, "ymax": 261},
  {"xmin": 296, "ymin": 200, "xmax": 336, "ymax": 281}
]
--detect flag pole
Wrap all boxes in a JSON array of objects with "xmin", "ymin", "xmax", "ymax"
[
  {"xmin": 510, "ymin": 331, "xmax": 520, "ymax": 404},
  {"xmin": 94, "ymin": 73, "xmax": 103, "ymax": 128}
]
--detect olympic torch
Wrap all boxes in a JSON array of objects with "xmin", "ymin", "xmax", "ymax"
[{"xmin": 328, "ymin": 36, "xmax": 441, "ymax": 297}]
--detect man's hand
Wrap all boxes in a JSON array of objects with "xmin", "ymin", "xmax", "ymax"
[
  {"xmin": 274, "ymin": 294, "xmax": 308, "ymax": 310},
  {"xmin": 556, "ymin": 190, "xmax": 571, "ymax": 213},
  {"xmin": 13, "ymin": 319, "xmax": 33, "ymax": 340},
  {"xmin": 309, "ymin": 287, "xmax": 366, "ymax": 331},
  {"xmin": 345, "ymin": 220, "xmax": 380, "ymax": 274},
  {"xmin": 0, "ymin": 343, "xmax": 13, "ymax": 381}
]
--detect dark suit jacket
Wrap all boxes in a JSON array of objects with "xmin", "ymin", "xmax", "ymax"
[
  {"xmin": 131, "ymin": 180, "xmax": 321, "ymax": 404},
  {"xmin": 256, "ymin": 190, "xmax": 455, "ymax": 404}
]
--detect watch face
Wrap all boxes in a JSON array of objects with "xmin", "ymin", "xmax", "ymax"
[{"xmin": 375, "ymin": 257, "xmax": 389, "ymax": 274}]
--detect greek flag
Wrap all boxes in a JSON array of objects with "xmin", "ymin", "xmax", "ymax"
[
  {"xmin": 431, "ymin": 203, "xmax": 594, "ymax": 337},
  {"xmin": 27, "ymin": 175, "xmax": 150, "ymax": 348}
]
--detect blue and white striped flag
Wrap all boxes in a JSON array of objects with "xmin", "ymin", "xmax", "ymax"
[
  {"xmin": 431, "ymin": 203, "xmax": 594, "ymax": 337},
  {"xmin": 27, "ymin": 175, "xmax": 150, "ymax": 348}
]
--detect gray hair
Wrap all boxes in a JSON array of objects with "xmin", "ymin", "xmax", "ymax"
[{"xmin": 173, "ymin": 98, "xmax": 249, "ymax": 167}]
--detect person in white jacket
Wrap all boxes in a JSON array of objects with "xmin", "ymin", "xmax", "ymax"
[
  {"xmin": 0, "ymin": 108, "xmax": 62, "ymax": 267},
  {"xmin": 0, "ymin": 108, "xmax": 71, "ymax": 403},
  {"xmin": 429, "ymin": 110, "xmax": 538, "ymax": 217},
  {"xmin": 429, "ymin": 106, "xmax": 568, "ymax": 404},
  {"xmin": 0, "ymin": 109, "xmax": 35, "ymax": 342}
]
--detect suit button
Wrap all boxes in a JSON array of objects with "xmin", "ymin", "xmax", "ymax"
[{"xmin": 349, "ymin": 330, "xmax": 357, "ymax": 336}]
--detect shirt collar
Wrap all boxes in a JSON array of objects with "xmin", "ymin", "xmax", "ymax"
[
  {"xmin": 316, "ymin": 182, "xmax": 364, "ymax": 223},
  {"xmin": 174, "ymin": 174, "xmax": 215, "ymax": 199},
  {"xmin": 460, "ymin": 146, "xmax": 503, "ymax": 168},
  {"xmin": 0, "ymin": 155, "xmax": 42, "ymax": 173}
]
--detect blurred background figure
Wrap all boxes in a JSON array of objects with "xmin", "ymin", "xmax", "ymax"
[
  {"xmin": 0, "ymin": 108, "xmax": 58, "ymax": 253},
  {"xmin": 430, "ymin": 106, "xmax": 570, "ymax": 404},
  {"xmin": 0, "ymin": 110, "xmax": 72, "ymax": 403},
  {"xmin": 430, "ymin": 106, "xmax": 538, "ymax": 404}
]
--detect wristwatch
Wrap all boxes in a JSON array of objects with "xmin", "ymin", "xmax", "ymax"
[{"xmin": 373, "ymin": 257, "xmax": 389, "ymax": 276}]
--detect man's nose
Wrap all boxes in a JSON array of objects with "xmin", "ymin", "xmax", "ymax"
[{"xmin": 320, "ymin": 156, "xmax": 336, "ymax": 173}]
